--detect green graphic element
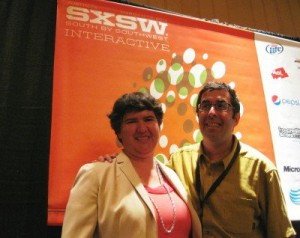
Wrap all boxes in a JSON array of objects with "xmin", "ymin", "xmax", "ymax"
[
  {"xmin": 179, "ymin": 87, "xmax": 188, "ymax": 97},
  {"xmin": 139, "ymin": 87, "xmax": 149, "ymax": 94},
  {"xmin": 195, "ymin": 130, "xmax": 203, "ymax": 143},
  {"xmin": 168, "ymin": 63, "xmax": 184, "ymax": 85},
  {"xmin": 167, "ymin": 94, "xmax": 175, "ymax": 103},
  {"xmin": 154, "ymin": 78, "xmax": 165, "ymax": 93},
  {"xmin": 159, "ymin": 60, "xmax": 165, "ymax": 66},
  {"xmin": 188, "ymin": 69, "xmax": 207, "ymax": 87},
  {"xmin": 155, "ymin": 154, "xmax": 166, "ymax": 163},
  {"xmin": 191, "ymin": 95, "xmax": 199, "ymax": 107}
]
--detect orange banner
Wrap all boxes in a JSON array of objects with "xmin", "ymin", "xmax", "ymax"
[{"xmin": 48, "ymin": 0, "xmax": 274, "ymax": 225}]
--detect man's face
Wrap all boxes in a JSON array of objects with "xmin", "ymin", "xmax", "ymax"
[
  {"xmin": 197, "ymin": 89, "xmax": 240, "ymax": 143},
  {"xmin": 118, "ymin": 110, "xmax": 160, "ymax": 159}
]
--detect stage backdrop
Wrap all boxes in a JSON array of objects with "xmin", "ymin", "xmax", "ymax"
[{"xmin": 48, "ymin": 0, "xmax": 300, "ymax": 225}]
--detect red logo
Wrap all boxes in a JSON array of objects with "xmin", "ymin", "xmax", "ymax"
[{"xmin": 271, "ymin": 67, "xmax": 288, "ymax": 79}]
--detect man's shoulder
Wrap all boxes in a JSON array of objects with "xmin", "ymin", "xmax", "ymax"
[
  {"xmin": 172, "ymin": 143, "xmax": 200, "ymax": 155},
  {"xmin": 239, "ymin": 141, "xmax": 276, "ymax": 169},
  {"xmin": 168, "ymin": 143, "xmax": 200, "ymax": 167}
]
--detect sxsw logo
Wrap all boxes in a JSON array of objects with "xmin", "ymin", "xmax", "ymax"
[
  {"xmin": 66, "ymin": 6, "xmax": 168, "ymax": 35},
  {"xmin": 271, "ymin": 67, "xmax": 288, "ymax": 80},
  {"xmin": 272, "ymin": 95, "xmax": 300, "ymax": 107},
  {"xmin": 266, "ymin": 43, "xmax": 284, "ymax": 55}
]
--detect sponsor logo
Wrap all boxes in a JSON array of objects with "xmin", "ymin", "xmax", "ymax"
[
  {"xmin": 66, "ymin": 6, "xmax": 168, "ymax": 36},
  {"xmin": 266, "ymin": 43, "xmax": 284, "ymax": 55},
  {"xmin": 289, "ymin": 182, "xmax": 300, "ymax": 205},
  {"xmin": 272, "ymin": 95, "xmax": 300, "ymax": 107},
  {"xmin": 271, "ymin": 95, "xmax": 281, "ymax": 105},
  {"xmin": 271, "ymin": 67, "xmax": 288, "ymax": 79},
  {"xmin": 279, "ymin": 127, "xmax": 300, "ymax": 139},
  {"xmin": 284, "ymin": 166, "xmax": 300, "ymax": 172}
]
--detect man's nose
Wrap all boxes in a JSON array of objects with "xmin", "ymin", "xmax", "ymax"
[{"xmin": 208, "ymin": 105, "xmax": 217, "ymax": 114}]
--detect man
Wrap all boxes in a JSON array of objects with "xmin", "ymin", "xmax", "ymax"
[
  {"xmin": 168, "ymin": 82, "xmax": 295, "ymax": 237},
  {"xmin": 98, "ymin": 82, "xmax": 296, "ymax": 237}
]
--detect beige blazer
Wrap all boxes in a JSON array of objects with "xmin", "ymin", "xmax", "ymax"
[{"xmin": 62, "ymin": 151, "xmax": 202, "ymax": 238}]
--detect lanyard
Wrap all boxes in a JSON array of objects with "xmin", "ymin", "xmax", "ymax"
[{"xmin": 195, "ymin": 142, "xmax": 241, "ymax": 219}]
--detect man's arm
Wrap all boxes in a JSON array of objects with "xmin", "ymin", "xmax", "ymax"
[{"xmin": 96, "ymin": 153, "xmax": 118, "ymax": 163}]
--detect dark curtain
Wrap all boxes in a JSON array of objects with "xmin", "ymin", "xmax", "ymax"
[{"xmin": 0, "ymin": 0, "xmax": 56, "ymax": 237}]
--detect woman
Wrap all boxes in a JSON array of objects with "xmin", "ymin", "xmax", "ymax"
[{"xmin": 61, "ymin": 92, "xmax": 202, "ymax": 238}]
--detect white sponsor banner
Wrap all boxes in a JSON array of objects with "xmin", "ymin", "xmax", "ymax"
[{"xmin": 255, "ymin": 33, "xmax": 300, "ymax": 220}]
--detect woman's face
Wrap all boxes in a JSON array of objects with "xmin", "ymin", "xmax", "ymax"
[{"xmin": 118, "ymin": 110, "xmax": 160, "ymax": 160}]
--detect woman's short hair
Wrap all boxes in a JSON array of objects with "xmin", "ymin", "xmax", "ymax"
[{"xmin": 108, "ymin": 92, "xmax": 163, "ymax": 135}]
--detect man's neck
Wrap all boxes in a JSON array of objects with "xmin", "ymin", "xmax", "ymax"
[{"xmin": 202, "ymin": 136, "xmax": 234, "ymax": 163}]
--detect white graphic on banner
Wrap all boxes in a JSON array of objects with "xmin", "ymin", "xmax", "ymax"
[{"xmin": 255, "ymin": 33, "xmax": 300, "ymax": 220}]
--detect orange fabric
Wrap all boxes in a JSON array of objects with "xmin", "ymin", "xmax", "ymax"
[{"xmin": 48, "ymin": 0, "xmax": 274, "ymax": 225}]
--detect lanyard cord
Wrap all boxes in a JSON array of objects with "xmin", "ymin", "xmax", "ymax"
[{"xmin": 195, "ymin": 142, "xmax": 241, "ymax": 219}]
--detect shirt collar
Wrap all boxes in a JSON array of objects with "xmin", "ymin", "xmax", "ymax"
[{"xmin": 199, "ymin": 135, "xmax": 239, "ymax": 168}]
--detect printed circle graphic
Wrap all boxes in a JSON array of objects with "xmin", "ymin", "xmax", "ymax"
[
  {"xmin": 183, "ymin": 119, "xmax": 194, "ymax": 133},
  {"xmin": 239, "ymin": 102, "xmax": 244, "ymax": 117},
  {"xmin": 229, "ymin": 81, "xmax": 236, "ymax": 89},
  {"xmin": 155, "ymin": 154, "xmax": 167, "ymax": 164},
  {"xmin": 179, "ymin": 87, "xmax": 189, "ymax": 99},
  {"xmin": 177, "ymin": 103, "xmax": 187, "ymax": 115},
  {"xmin": 159, "ymin": 135, "xmax": 168, "ymax": 148},
  {"xmin": 156, "ymin": 59, "xmax": 167, "ymax": 73},
  {"xmin": 168, "ymin": 63, "xmax": 184, "ymax": 85},
  {"xmin": 211, "ymin": 61, "xmax": 226, "ymax": 79},
  {"xmin": 166, "ymin": 90, "xmax": 176, "ymax": 103},
  {"xmin": 188, "ymin": 64, "xmax": 207, "ymax": 88},
  {"xmin": 143, "ymin": 67, "xmax": 153, "ymax": 81},
  {"xmin": 169, "ymin": 144, "xmax": 179, "ymax": 154},
  {"xmin": 150, "ymin": 78, "xmax": 164, "ymax": 99},
  {"xmin": 183, "ymin": 48, "xmax": 196, "ymax": 64},
  {"xmin": 193, "ymin": 129, "xmax": 203, "ymax": 143},
  {"xmin": 190, "ymin": 94, "xmax": 199, "ymax": 108},
  {"xmin": 235, "ymin": 131, "xmax": 242, "ymax": 140}
]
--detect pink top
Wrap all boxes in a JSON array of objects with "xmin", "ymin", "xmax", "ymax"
[{"xmin": 144, "ymin": 178, "xmax": 192, "ymax": 238}]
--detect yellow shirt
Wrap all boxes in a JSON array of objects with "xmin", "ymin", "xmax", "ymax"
[{"xmin": 168, "ymin": 136, "xmax": 296, "ymax": 238}]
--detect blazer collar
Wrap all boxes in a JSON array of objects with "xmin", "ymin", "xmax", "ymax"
[{"xmin": 116, "ymin": 151, "xmax": 156, "ymax": 218}]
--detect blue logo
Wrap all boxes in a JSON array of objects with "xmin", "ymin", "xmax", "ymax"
[
  {"xmin": 272, "ymin": 95, "xmax": 300, "ymax": 107},
  {"xmin": 272, "ymin": 95, "xmax": 281, "ymax": 105},
  {"xmin": 290, "ymin": 185, "xmax": 300, "ymax": 205},
  {"xmin": 266, "ymin": 44, "xmax": 284, "ymax": 55}
]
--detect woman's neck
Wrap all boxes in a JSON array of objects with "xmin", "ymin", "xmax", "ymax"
[{"xmin": 128, "ymin": 155, "xmax": 161, "ymax": 187}]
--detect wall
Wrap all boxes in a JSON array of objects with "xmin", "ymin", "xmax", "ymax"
[{"xmin": 132, "ymin": 0, "xmax": 300, "ymax": 39}]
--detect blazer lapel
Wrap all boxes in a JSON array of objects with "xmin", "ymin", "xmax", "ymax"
[
  {"xmin": 117, "ymin": 152, "xmax": 156, "ymax": 218},
  {"xmin": 157, "ymin": 161, "xmax": 188, "ymax": 202}
]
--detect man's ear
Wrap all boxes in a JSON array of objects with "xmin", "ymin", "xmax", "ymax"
[{"xmin": 233, "ymin": 112, "xmax": 240, "ymax": 126}]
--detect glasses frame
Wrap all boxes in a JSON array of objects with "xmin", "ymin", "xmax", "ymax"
[{"xmin": 197, "ymin": 100, "xmax": 233, "ymax": 112}]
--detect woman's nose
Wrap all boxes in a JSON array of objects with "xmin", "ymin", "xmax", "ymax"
[{"xmin": 137, "ymin": 121, "xmax": 147, "ymax": 132}]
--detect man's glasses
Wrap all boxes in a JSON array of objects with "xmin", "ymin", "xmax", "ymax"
[{"xmin": 197, "ymin": 100, "xmax": 232, "ymax": 112}]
